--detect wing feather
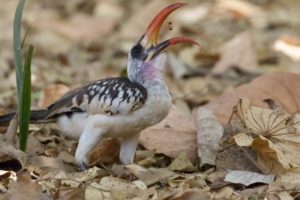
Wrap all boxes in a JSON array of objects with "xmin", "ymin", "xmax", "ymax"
[{"xmin": 46, "ymin": 77, "xmax": 147, "ymax": 118}]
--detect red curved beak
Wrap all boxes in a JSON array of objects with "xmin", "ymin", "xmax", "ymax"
[{"xmin": 140, "ymin": 3, "xmax": 199, "ymax": 59}]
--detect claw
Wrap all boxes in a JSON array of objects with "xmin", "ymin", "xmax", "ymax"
[{"xmin": 80, "ymin": 162, "xmax": 89, "ymax": 170}]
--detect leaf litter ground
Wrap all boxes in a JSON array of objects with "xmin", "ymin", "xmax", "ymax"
[{"xmin": 1, "ymin": 0, "xmax": 300, "ymax": 199}]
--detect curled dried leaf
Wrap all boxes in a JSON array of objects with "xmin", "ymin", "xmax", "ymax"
[
  {"xmin": 233, "ymin": 98, "xmax": 300, "ymax": 174},
  {"xmin": 232, "ymin": 132, "xmax": 253, "ymax": 147}
]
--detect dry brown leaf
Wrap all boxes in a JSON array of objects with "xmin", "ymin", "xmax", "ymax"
[
  {"xmin": 38, "ymin": 84, "xmax": 70, "ymax": 108},
  {"xmin": 232, "ymin": 132, "xmax": 253, "ymax": 146},
  {"xmin": 0, "ymin": 141, "xmax": 26, "ymax": 172},
  {"xmin": 216, "ymin": 121, "xmax": 265, "ymax": 173},
  {"xmin": 212, "ymin": 186, "xmax": 234, "ymax": 199},
  {"xmin": 0, "ymin": 170, "xmax": 17, "ymax": 192},
  {"xmin": 276, "ymin": 168, "xmax": 300, "ymax": 187},
  {"xmin": 239, "ymin": 185, "xmax": 268, "ymax": 199},
  {"xmin": 212, "ymin": 31, "xmax": 259, "ymax": 73},
  {"xmin": 6, "ymin": 173, "xmax": 49, "ymax": 200},
  {"xmin": 168, "ymin": 153, "xmax": 197, "ymax": 172},
  {"xmin": 195, "ymin": 108, "xmax": 223, "ymax": 167},
  {"xmin": 97, "ymin": 176, "xmax": 150, "ymax": 200},
  {"xmin": 26, "ymin": 156, "xmax": 66, "ymax": 173},
  {"xmin": 268, "ymin": 168, "xmax": 300, "ymax": 196},
  {"xmin": 171, "ymin": 189, "xmax": 210, "ymax": 200},
  {"xmin": 56, "ymin": 151, "xmax": 77, "ymax": 165},
  {"xmin": 233, "ymin": 98, "xmax": 300, "ymax": 174},
  {"xmin": 203, "ymin": 72, "xmax": 300, "ymax": 125},
  {"xmin": 89, "ymin": 138, "xmax": 120, "ymax": 165},
  {"xmin": 273, "ymin": 36, "xmax": 300, "ymax": 62},
  {"xmin": 58, "ymin": 187, "xmax": 84, "ymax": 200},
  {"xmin": 38, "ymin": 170, "xmax": 68, "ymax": 197},
  {"xmin": 85, "ymin": 184, "xmax": 104, "ymax": 200},
  {"xmin": 125, "ymin": 164, "xmax": 176, "ymax": 186},
  {"xmin": 140, "ymin": 106, "xmax": 197, "ymax": 162},
  {"xmin": 4, "ymin": 113, "xmax": 17, "ymax": 144}
]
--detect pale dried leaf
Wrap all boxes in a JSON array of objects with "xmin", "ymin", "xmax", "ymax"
[
  {"xmin": 195, "ymin": 108, "xmax": 223, "ymax": 166},
  {"xmin": 276, "ymin": 168, "xmax": 300, "ymax": 186},
  {"xmin": 125, "ymin": 164, "xmax": 176, "ymax": 186},
  {"xmin": 26, "ymin": 134, "xmax": 45, "ymax": 156},
  {"xmin": 5, "ymin": 113, "xmax": 17, "ymax": 144},
  {"xmin": 172, "ymin": 189, "xmax": 210, "ymax": 200},
  {"xmin": 0, "ymin": 141, "xmax": 26, "ymax": 172},
  {"xmin": 61, "ymin": 179, "xmax": 80, "ymax": 188},
  {"xmin": 268, "ymin": 168, "xmax": 300, "ymax": 194},
  {"xmin": 58, "ymin": 187, "xmax": 84, "ymax": 200},
  {"xmin": 84, "ymin": 167, "xmax": 109, "ymax": 182},
  {"xmin": 6, "ymin": 173, "xmax": 50, "ymax": 200},
  {"xmin": 56, "ymin": 151, "xmax": 77, "ymax": 165},
  {"xmin": 213, "ymin": 31, "xmax": 259, "ymax": 73},
  {"xmin": 168, "ymin": 153, "xmax": 196, "ymax": 172},
  {"xmin": 276, "ymin": 192, "xmax": 294, "ymax": 200},
  {"xmin": 98, "ymin": 177, "xmax": 150, "ymax": 200},
  {"xmin": 0, "ymin": 170, "xmax": 16, "ymax": 192},
  {"xmin": 38, "ymin": 170, "xmax": 67, "ymax": 195},
  {"xmin": 26, "ymin": 156, "xmax": 66, "ymax": 171},
  {"xmin": 212, "ymin": 186, "xmax": 234, "ymax": 199},
  {"xmin": 224, "ymin": 170, "xmax": 274, "ymax": 186},
  {"xmin": 140, "ymin": 106, "xmax": 197, "ymax": 162},
  {"xmin": 235, "ymin": 98, "xmax": 300, "ymax": 174},
  {"xmin": 273, "ymin": 36, "xmax": 300, "ymax": 62},
  {"xmin": 168, "ymin": 173, "xmax": 206, "ymax": 189},
  {"xmin": 85, "ymin": 183, "xmax": 104, "ymax": 200},
  {"xmin": 233, "ymin": 132, "xmax": 254, "ymax": 147}
]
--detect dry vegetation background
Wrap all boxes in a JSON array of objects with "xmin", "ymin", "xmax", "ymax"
[{"xmin": 1, "ymin": 0, "xmax": 300, "ymax": 199}]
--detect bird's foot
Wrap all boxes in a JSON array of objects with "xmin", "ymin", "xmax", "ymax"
[
  {"xmin": 75, "ymin": 150, "xmax": 89, "ymax": 170},
  {"xmin": 80, "ymin": 162, "xmax": 89, "ymax": 170}
]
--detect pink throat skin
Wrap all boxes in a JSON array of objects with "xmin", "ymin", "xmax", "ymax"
[
  {"xmin": 142, "ymin": 62, "xmax": 162, "ymax": 81},
  {"xmin": 141, "ymin": 54, "xmax": 166, "ymax": 82}
]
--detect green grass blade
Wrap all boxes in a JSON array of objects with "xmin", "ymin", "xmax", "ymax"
[
  {"xmin": 19, "ymin": 45, "xmax": 33, "ymax": 151},
  {"xmin": 13, "ymin": 0, "xmax": 25, "ymax": 105}
]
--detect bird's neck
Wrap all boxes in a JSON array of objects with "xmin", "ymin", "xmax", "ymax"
[
  {"xmin": 128, "ymin": 68, "xmax": 165, "ymax": 89},
  {"xmin": 127, "ymin": 54, "xmax": 167, "ymax": 89}
]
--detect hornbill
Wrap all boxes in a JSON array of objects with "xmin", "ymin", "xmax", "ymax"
[{"xmin": 0, "ymin": 3, "xmax": 198, "ymax": 169}]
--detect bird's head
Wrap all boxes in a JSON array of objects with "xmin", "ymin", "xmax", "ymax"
[{"xmin": 127, "ymin": 3, "xmax": 198, "ymax": 84}]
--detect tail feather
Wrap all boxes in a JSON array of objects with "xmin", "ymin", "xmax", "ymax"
[{"xmin": 0, "ymin": 110, "xmax": 52, "ymax": 126}]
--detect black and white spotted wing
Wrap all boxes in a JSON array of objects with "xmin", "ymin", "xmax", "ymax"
[{"xmin": 46, "ymin": 77, "xmax": 147, "ymax": 118}]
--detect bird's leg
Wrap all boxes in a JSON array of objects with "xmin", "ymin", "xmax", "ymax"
[
  {"xmin": 119, "ymin": 133, "xmax": 140, "ymax": 165},
  {"xmin": 75, "ymin": 116, "xmax": 105, "ymax": 170}
]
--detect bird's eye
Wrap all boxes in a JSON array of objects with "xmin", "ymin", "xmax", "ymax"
[{"xmin": 131, "ymin": 44, "xmax": 144, "ymax": 58}]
